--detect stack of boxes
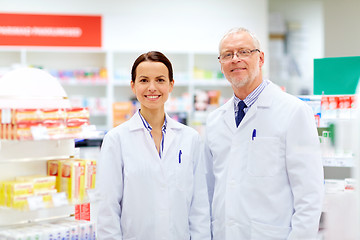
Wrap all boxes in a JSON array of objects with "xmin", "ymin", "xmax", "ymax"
[{"xmin": 0, "ymin": 159, "xmax": 96, "ymax": 210}]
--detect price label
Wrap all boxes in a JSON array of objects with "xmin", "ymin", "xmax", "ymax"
[
  {"xmin": 27, "ymin": 195, "xmax": 45, "ymax": 210},
  {"xmin": 1, "ymin": 109, "xmax": 11, "ymax": 124},
  {"xmin": 52, "ymin": 192, "xmax": 69, "ymax": 207},
  {"xmin": 30, "ymin": 125, "xmax": 50, "ymax": 140}
]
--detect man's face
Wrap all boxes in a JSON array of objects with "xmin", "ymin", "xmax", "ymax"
[{"xmin": 219, "ymin": 32, "xmax": 264, "ymax": 90}]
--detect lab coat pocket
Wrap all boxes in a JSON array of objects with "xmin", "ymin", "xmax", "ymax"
[
  {"xmin": 123, "ymin": 238, "xmax": 136, "ymax": 240},
  {"xmin": 251, "ymin": 220, "xmax": 291, "ymax": 240},
  {"xmin": 175, "ymin": 153, "xmax": 193, "ymax": 191},
  {"xmin": 247, "ymin": 137, "xmax": 282, "ymax": 177}
]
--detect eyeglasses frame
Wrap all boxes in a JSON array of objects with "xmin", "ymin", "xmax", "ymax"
[{"xmin": 218, "ymin": 49, "xmax": 260, "ymax": 62}]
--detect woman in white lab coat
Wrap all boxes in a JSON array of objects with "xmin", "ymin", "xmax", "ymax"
[{"xmin": 96, "ymin": 51, "xmax": 211, "ymax": 240}]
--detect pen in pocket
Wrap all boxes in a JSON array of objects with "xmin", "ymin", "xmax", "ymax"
[
  {"xmin": 252, "ymin": 129, "xmax": 256, "ymax": 140},
  {"xmin": 178, "ymin": 150, "xmax": 182, "ymax": 163}
]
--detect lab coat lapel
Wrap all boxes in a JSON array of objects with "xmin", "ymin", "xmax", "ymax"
[
  {"xmin": 129, "ymin": 112, "xmax": 163, "ymax": 161},
  {"xmin": 239, "ymin": 81, "xmax": 274, "ymax": 127},
  {"xmin": 239, "ymin": 105, "xmax": 257, "ymax": 127},
  {"xmin": 222, "ymin": 98, "xmax": 237, "ymax": 132},
  {"xmin": 162, "ymin": 115, "xmax": 181, "ymax": 159},
  {"xmin": 163, "ymin": 127, "xmax": 175, "ymax": 159}
]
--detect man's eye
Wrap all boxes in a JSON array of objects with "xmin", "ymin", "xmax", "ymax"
[{"xmin": 223, "ymin": 53, "xmax": 232, "ymax": 58}]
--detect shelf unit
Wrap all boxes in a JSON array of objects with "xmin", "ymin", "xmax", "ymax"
[
  {"xmin": 0, "ymin": 67, "xmax": 93, "ymax": 234},
  {"xmin": 0, "ymin": 47, "xmax": 233, "ymax": 131},
  {"xmin": 0, "ymin": 139, "xmax": 75, "ymax": 228},
  {"xmin": 323, "ymin": 156, "xmax": 354, "ymax": 168}
]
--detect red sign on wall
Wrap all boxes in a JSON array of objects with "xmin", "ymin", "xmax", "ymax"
[{"xmin": 0, "ymin": 13, "xmax": 102, "ymax": 47}]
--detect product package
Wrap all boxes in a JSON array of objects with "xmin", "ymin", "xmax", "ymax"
[
  {"xmin": 15, "ymin": 175, "xmax": 56, "ymax": 193},
  {"xmin": 1, "ymin": 181, "xmax": 34, "ymax": 209},
  {"xmin": 84, "ymin": 159, "xmax": 97, "ymax": 190},
  {"xmin": 47, "ymin": 159, "xmax": 67, "ymax": 191},
  {"xmin": 0, "ymin": 107, "xmax": 90, "ymax": 140},
  {"xmin": 59, "ymin": 159, "xmax": 86, "ymax": 203}
]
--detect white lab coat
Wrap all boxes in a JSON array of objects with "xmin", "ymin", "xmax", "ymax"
[
  {"xmin": 96, "ymin": 112, "xmax": 211, "ymax": 240},
  {"xmin": 205, "ymin": 81, "xmax": 324, "ymax": 240}
]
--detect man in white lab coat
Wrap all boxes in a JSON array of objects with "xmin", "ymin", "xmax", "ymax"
[{"xmin": 204, "ymin": 27, "xmax": 324, "ymax": 240}]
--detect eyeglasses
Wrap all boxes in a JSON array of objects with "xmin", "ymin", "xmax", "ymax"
[{"xmin": 218, "ymin": 49, "xmax": 260, "ymax": 62}]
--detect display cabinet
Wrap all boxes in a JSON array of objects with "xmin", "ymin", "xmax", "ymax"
[
  {"xmin": 0, "ymin": 48, "xmax": 233, "ymax": 131},
  {"xmin": 0, "ymin": 68, "xmax": 96, "ymax": 238},
  {"xmin": 0, "ymin": 139, "xmax": 75, "ymax": 227}
]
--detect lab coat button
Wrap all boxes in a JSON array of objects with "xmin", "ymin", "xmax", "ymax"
[
  {"xmin": 227, "ymin": 220, "xmax": 234, "ymax": 226},
  {"xmin": 229, "ymin": 180, "xmax": 236, "ymax": 185}
]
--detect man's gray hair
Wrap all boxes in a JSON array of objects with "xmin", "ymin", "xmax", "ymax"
[{"xmin": 219, "ymin": 27, "xmax": 261, "ymax": 53}]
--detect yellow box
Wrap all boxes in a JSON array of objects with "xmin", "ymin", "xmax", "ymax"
[
  {"xmin": 47, "ymin": 159, "xmax": 67, "ymax": 192},
  {"xmin": 3, "ymin": 181, "xmax": 33, "ymax": 208},
  {"xmin": 16, "ymin": 175, "xmax": 56, "ymax": 192},
  {"xmin": 60, "ymin": 159, "xmax": 85, "ymax": 203},
  {"xmin": 35, "ymin": 189, "xmax": 57, "ymax": 208},
  {"xmin": 0, "ymin": 182, "xmax": 5, "ymax": 206},
  {"xmin": 5, "ymin": 181, "xmax": 33, "ymax": 196},
  {"xmin": 8, "ymin": 194, "xmax": 32, "ymax": 210}
]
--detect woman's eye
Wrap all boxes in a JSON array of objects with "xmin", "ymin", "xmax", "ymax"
[
  {"xmin": 139, "ymin": 78, "xmax": 147, "ymax": 82},
  {"xmin": 157, "ymin": 78, "xmax": 165, "ymax": 82}
]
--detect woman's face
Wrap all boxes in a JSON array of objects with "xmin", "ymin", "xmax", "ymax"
[{"xmin": 131, "ymin": 61, "xmax": 174, "ymax": 112}]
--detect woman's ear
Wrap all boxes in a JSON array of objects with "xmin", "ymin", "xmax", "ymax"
[
  {"xmin": 169, "ymin": 79, "xmax": 175, "ymax": 93},
  {"xmin": 131, "ymin": 80, "xmax": 136, "ymax": 94}
]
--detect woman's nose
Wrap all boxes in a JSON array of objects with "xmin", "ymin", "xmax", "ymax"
[{"xmin": 148, "ymin": 81, "xmax": 156, "ymax": 91}]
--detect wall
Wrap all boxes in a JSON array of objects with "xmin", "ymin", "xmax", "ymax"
[
  {"xmin": 323, "ymin": 0, "xmax": 360, "ymax": 57},
  {"xmin": 268, "ymin": 0, "xmax": 324, "ymax": 94},
  {"xmin": 0, "ymin": 0, "xmax": 269, "ymax": 57}
]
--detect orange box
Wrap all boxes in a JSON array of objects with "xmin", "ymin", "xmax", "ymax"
[{"xmin": 113, "ymin": 102, "xmax": 134, "ymax": 127}]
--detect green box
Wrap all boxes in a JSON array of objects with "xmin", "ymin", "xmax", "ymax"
[{"xmin": 314, "ymin": 56, "xmax": 360, "ymax": 95}]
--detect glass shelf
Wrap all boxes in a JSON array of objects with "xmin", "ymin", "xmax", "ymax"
[
  {"xmin": 0, "ymin": 139, "xmax": 75, "ymax": 163},
  {"xmin": 0, "ymin": 204, "xmax": 74, "ymax": 228},
  {"xmin": 323, "ymin": 156, "xmax": 354, "ymax": 167}
]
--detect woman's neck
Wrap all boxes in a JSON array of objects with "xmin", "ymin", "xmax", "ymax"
[{"xmin": 139, "ymin": 108, "xmax": 165, "ymax": 129}]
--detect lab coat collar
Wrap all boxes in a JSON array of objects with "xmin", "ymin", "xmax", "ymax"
[
  {"xmin": 165, "ymin": 113, "xmax": 183, "ymax": 130},
  {"xmin": 128, "ymin": 111, "xmax": 147, "ymax": 131},
  {"xmin": 128, "ymin": 111, "xmax": 182, "ymax": 132},
  {"xmin": 254, "ymin": 80, "xmax": 276, "ymax": 108},
  {"xmin": 128, "ymin": 111, "xmax": 182, "ymax": 158},
  {"xmin": 220, "ymin": 80, "xmax": 276, "ymax": 130}
]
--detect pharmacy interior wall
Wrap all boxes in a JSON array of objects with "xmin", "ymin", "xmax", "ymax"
[
  {"xmin": 268, "ymin": 0, "xmax": 324, "ymax": 94},
  {"xmin": 0, "ymin": 0, "xmax": 269, "ymax": 130},
  {"xmin": 0, "ymin": 0, "xmax": 269, "ymax": 58},
  {"xmin": 323, "ymin": 0, "xmax": 360, "ymax": 58}
]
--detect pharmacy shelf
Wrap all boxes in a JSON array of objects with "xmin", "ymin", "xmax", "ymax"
[
  {"xmin": 0, "ymin": 205, "xmax": 74, "ymax": 228},
  {"xmin": 0, "ymin": 48, "xmax": 231, "ymax": 130},
  {"xmin": 0, "ymin": 67, "xmax": 93, "ymax": 231},
  {"xmin": 61, "ymin": 81, "xmax": 107, "ymax": 86},
  {"xmin": 0, "ymin": 139, "xmax": 75, "ymax": 163},
  {"xmin": 193, "ymin": 79, "xmax": 228, "ymax": 86},
  {"xmin": 0, "ymin": 139, "xmax": 77, "ymax": 226},
  {"xmin": 323, "ymin": 156, "xmax": 354, "ymax": 167}
]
